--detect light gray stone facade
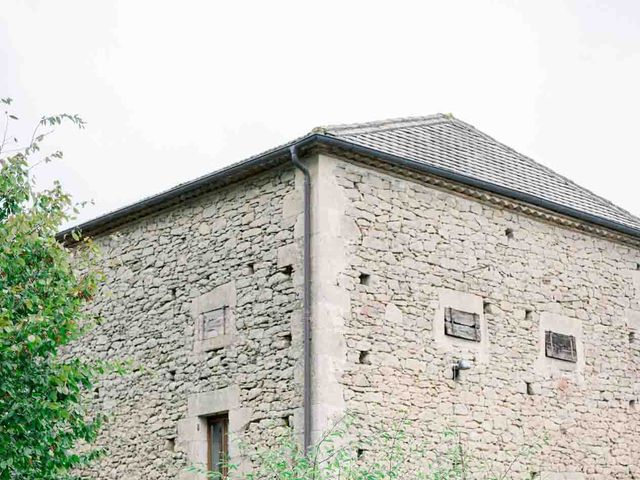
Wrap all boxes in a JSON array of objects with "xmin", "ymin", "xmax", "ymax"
[
  {"xmin": 73, "ymin": 167, "xmax": 304, "ymax": 478},
  {"xmin": 73, "ymin": 152, "xmax": 639, "ymax": 479},
  {"xmin": 330, "ymin": 155, "xmax": 640, "ymax": 479}
]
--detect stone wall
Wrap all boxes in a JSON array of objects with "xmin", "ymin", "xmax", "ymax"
[
  {"xmin": 327, "ymin": 155, "xmax": 640, "ymax": 479},
  {"xmin": 70, "ymin": 151, "xmax": 640, "ymax": 479},
  {"xmin": 71, "ymin": 166, "xmax": 305, "ymax": 479}
]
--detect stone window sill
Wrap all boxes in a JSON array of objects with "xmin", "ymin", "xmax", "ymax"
[{"xmin": 194, "ymin": 334, "xmax": 236, "ymax": 353}]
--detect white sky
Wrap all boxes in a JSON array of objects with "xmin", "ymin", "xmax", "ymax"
[{"xmin": 2, "ymin": 0, "xmax": 640, "ymax": 225}]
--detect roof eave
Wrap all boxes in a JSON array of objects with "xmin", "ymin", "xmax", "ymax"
[
  {"xmin": 56, "ymin": 133, "xmax": 321, "ymax": 241},
  {"xmin": 57, "ymin": 133, "xmax": 640, "ymax": 243},
  {"xmin": 318, "ymin": 134, "xmax": 640, "ymax": 240}
]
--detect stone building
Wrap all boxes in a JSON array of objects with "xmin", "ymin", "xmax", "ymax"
[{"xmin": 64, "ymin": 115, "xmax": 640, "ymax": 479}]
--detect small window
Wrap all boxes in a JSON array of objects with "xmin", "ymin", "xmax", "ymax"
[
  {"xmin": 203, "ymin": 307, "xmax": 226, "ymax": 339},
  {"xmin": 208, "ymin": 414, "xmax": 229, "ymax": 477},
  {"xmin": 444, "ymin": 307, "xmax": 481, "ymax": 342},
  {"xmin": 545, "ymin": 331, "xmax": 577, "ymax": 363}
]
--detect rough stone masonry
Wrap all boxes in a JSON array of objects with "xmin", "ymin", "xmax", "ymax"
[
  {"xmin": 72, "ymin": 167, "xmax": 302, "ymax": 479},
  {"xmin": 68, "ymin": 127, "xmax": 640, "ymax": 479}
]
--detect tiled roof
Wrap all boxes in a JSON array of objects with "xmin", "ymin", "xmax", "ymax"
[
  {"xmin": 60, "ymin": 114, "xmax": 640, "ymax": 241},
  {"xmin": 320, "ymin": 114, "xmax": 640, "ymax": 232}
]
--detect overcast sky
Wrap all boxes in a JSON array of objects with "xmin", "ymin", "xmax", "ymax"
[{"xmin": 1, "ymin": 1, "xmax": 639, "ymax": 225}]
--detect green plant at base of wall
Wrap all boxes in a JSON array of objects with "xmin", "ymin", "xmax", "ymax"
[{"xmin": 187, "ymin": 415, "xmax": 547, "ymax": 480}]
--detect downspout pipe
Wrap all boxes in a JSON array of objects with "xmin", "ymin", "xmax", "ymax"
[{"xmin": 290, "ymin": 145, "xmax": 312, "ymax": 455}]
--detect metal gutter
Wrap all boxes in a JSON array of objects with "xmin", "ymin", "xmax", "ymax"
[
  {"xmin": 289, "ymin": 145, "xmax": 312, "ymax": 454},
  {"xmin": 56, "ymin": 134, "xmax": 321, "ymax": 241},
  {"xmin": 58, "ymin": 133, "xmax": 640, "ymax": 242}
]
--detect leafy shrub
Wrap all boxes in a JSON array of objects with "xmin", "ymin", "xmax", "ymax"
[{"xmin": 188, "ymin": 415, "xmax": 546, "ymax": 480}]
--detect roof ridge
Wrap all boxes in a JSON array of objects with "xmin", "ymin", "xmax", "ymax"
[
  {"xmin": 449, "ymin": 117, "xmax": 640, "ymax": 221},
  {"xmin": 317, "ymin": 113, "xmax": 452, "ymax": 136}
]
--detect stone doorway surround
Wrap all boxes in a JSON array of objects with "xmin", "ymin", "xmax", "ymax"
[{"xmin": 177, "ymin": 385, "xmax": 251, "ymax": 479}]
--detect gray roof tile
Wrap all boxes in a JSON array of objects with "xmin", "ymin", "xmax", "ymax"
[
  {"xmin": 61, "ymin": 114, "xmax": 640, "ymax": 240},
  {"xmin": 321, "ymin": 114, "xmax": 640, "ymax": 232}
]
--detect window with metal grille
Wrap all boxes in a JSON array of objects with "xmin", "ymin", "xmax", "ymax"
[
  {"xmin": 545, "ymin": 331, "xmax": 577, "ymax": 362},
  {"xmin": 208, "ymin": 414, "xmax": 229, "ymax": 477},
  {"xmin": 444, "ymin": 307, "xmax": 481, "ymax": 342},
  {"xmin": 203, "ymin": 307, "xmax": 226, "ymax": 339}
]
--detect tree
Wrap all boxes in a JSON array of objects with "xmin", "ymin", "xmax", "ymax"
[{"xmin": 0, "ymin": 98, "xmax": 108, "ymax": 479}]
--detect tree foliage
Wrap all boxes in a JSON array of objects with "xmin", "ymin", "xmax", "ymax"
[{"xmin": 0, "ymin": 98, "xmax": 107, "ymax": 479}]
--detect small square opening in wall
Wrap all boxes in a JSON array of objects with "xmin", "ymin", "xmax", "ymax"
[
  {"xmin": 165, "ymin": 437, "xmax": 175, "ymax": 452},
  {"xmin": 282, "ymin": 265, "xmax": 293, "ymax": 276},
  {"xmin": 358, "ymin": 350, "xmax": 371, "ymax": 365},
  {"xmin": 357, "ymin": 448, "xmax": 366, "ymax": 460},
  {"xmin": 483, "ymin": 301, "xmax": 492, "ymax": 314},
  {"xmin": 283, "ymin": 415, "xmax": 292, "ymax": 428},
  {"xmin": 545, "ymin": 331, "xmax": 577, "ymax": 362},
  {"xmin": 630, "ymin": 331, "xmax": 636, "ymax": 344},
  {"xmin": 505, "ymin": 228, "xmax": 514, "ymax": 239},
  {"xmin": 359, "ymin": 273, "xmax": 371, "ymax": 286},
  {"xmin": 247, "ymin": 263, "xmax": 255, "ymax": 274},
  {"xmin": 444, "ymin": 307, "xmax": 481, "ymax": 342},
  {"xmin": 525, "ymin": 381, "xmax": 534, "ymax": 395}
]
